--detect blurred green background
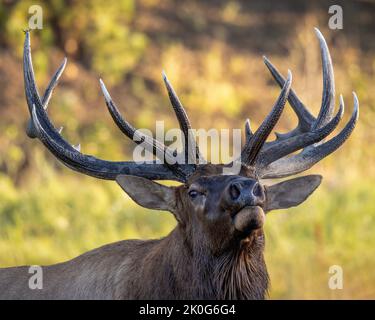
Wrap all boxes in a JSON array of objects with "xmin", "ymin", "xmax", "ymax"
[{"xmin": 0, "ymin": 0, "xmax": 374, "ymax": 299}]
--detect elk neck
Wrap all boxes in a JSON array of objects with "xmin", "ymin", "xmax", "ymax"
[{"xmin": 146, "ymin": 224, "xmax": 269, "ymax": 299}]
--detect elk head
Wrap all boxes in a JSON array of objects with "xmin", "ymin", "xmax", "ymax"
[{"xmin": 23, "ymin": 29, "xmax": 358, "ymax": 256}]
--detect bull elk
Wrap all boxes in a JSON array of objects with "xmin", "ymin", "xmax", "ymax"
[{"xmin": 0, "ymin": 29, "xmax": 358, "ymax": 299}]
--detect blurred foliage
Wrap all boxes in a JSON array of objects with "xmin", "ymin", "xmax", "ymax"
[
  {"xmin": 3, "ymin": 0, "xmax": 147, "ymax": 83},
  {"xmin": 0, "ymin": 0, "xmax": 375, "ymax": 299}
]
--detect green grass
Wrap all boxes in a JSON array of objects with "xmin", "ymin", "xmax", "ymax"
[{"xmin": 265, "ymin": 177, "xmax": 375, "ymax": 299}]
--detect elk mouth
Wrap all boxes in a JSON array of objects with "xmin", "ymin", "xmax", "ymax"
[{"xmin": 232, "ymin": 206, "xmax": 265, "ymax": 235}]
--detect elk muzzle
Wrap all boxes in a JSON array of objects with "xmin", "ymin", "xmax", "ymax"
[{"xmin": 223, "ymin": 177, "xmax": 266, "ymax": 235}]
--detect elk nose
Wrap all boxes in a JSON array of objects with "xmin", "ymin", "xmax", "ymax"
[{"xmin": 228, "ymin": 179, "xmax": 264, "ymax": 207}]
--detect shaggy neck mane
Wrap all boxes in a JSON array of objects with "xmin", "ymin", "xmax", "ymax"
[{"xmin": 188, "ymin": 231, "xmax": 269, "ymax": 300}]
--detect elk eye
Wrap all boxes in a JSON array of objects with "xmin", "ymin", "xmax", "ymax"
[{"xmin": 188, "ymin": 190, "xmax": 201, "ymax": 199}]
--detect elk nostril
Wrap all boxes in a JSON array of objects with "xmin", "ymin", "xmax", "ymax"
[
  {"xmin": 229, "ymin": 183, "xmax": 241, "ymax": 200},
  {"xmin": 252, "ymin": 182, "xmax": 263, "ymax": 197}
]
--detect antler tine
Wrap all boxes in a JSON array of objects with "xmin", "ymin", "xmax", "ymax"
[
  {"xmin": 262, "ymin": 29, "xmax": 335, "ymax": 144},
  {"xmin": 99, "ymin": 80, "xmax": 173, "ymax": 161},
  {"xmin": 241, "ymin": 70, "xmax": 292, "ymax": 166},
  {"xmin": 42, "ymin": 57, "xmax": 67, "ymax": 108},
  {"xmin": 23, "ymin": 31, "xmax": 42, "ymax": 109},
  {"xmin": 26, "ymin": 57, "xmax": 67, "ymax": 138},
  {"xmin": 99, "ymin": 79, "xmax": 193, "ymax": 180},
  {"xmin": 162, "ymin": 71, "xmax": 202, "ymax": 164},
  {"xmin": 257, "ymin": 95, "xmax": 344, "ymax": 166},
  {"xmin": 259, "ymin": 93, "xmax": 359, "ymax": 179},
  {"xmin": 23, "ymin": 30, "xmax": 188, "ymax": 182},
  {"xmin": 263, "ymin": 56, "xmax": 315, "ymax": 137},
  {"xmin": 312, "ymin": 28, "xmax": 336, "ymax": 129},
  {"xmin": 24, "ymin": 31, "xmax": 69, "ymax": 145},
  {"xmin": 244, "ymin": 119, "xmax": 253, "ymax": 142}
]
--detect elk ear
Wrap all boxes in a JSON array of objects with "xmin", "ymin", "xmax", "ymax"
[
  {"xmin": 116, "ymin": 175, "xmax": 176, "ymax": 212},
  {"xmin": 264, "ymin": 175, "xmax": 322, "ymax": 212}
]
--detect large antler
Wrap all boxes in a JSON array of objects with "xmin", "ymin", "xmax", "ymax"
[
  {"xmin": 23, "ymin": 31, "xmax": 197, "ymax": 182},
  {"xmin": 239, "ymin": 28, "xmax": 359, "ymax": 179},
  {"xmin": 24, "ymin": 28, "xmax": 358, "ymax": 183}
]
